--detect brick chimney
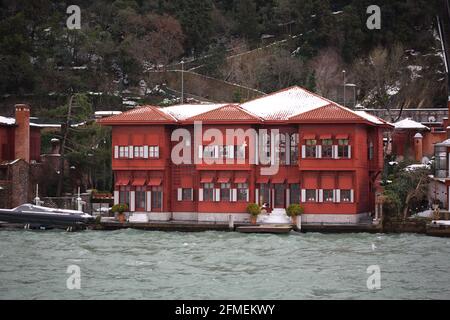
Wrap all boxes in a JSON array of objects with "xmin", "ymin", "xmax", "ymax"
[
  {"xmin": 413, "ymin": 132, "xmax": 423, "ymax": 162},
  {"xmin": 14, "ymin": 104, "xmax": 30, "ymax": 163}
]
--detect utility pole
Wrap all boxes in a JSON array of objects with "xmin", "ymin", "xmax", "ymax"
[
  {"xmin": 181, "ymin": 59, "xmax": 184, "ymax": 104},
  {"xmin": 342, "ymin": 70, "xmax": 346, "ymax": 107}
]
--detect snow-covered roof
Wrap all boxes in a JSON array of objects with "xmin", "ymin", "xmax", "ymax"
[
  {"xmin": 99, "ymin": 86, "xmax": 391, "ymax": 126},
  {"xmin": 95, "ymin": 111, "xmax": 122, "ymax": 117},
  {"xmin": 393, "ymin": 118, "xmax": 430, "ymax": 130},
  {"xmin": 0, "ymin": 116, "xmax": 15, "ymax": 125},
  {"xmin": 240, "ymin": 86, "xmax": 329, "ymax": 120},
  {"xmin": 160, "ymin": 104, "xmax": 227, "ymax": 120},
  {"xmin": 0, "ymin": 116, "xmax": 60, "ymax": 128}
]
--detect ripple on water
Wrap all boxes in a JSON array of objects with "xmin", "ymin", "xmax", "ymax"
[{"xmin": 0, "ymin": 230, "xmax": 450, "ymax": 299}]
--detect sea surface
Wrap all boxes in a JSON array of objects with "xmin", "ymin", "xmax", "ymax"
[{"xmin": 0, "ymin": 229, "xmax": 449, "ymax": 299}]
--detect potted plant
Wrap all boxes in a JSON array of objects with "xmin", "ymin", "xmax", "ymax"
[
  {"xmin": 286, "ymin": 204, "xmax": 304, "ymax": 225},
  {"xmin": 112, "ymin": 203, "xmax": 129, "ymax": 223},
  {"xmin": 246, "ymin": 203, "xmax": 261, "ymax": 224}
]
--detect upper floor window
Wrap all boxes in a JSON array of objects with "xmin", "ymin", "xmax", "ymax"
[
  {"xmin": 305, "ymin": 140, "xmax": 317, "ymax": 158},
  {"xmin": 119, "ymin": 146, "xmax": 129, "ymax": 158},
  {"xmin": 368, "ymin": 141, "xmax": 374, "ymax": 160},
  {"xmin": 134, "ymin": 146, "xmax": 145, "ymax": 158},
  {"xmin": 149, "ymin": 146, "xmax": 159, "ymax": 158},
  {"xmin": 203, "ymin": 145, "xmax": 216, "ymax": 158},
  {"xmin": 321, "ymin": 139, "xmax": 333, "ymax": 158},
  {"xmin": 338, "ymin": 139, "xmax": 349, "ymax": 158},
  {"xmin": 276, "ymin": 134, "xmax": 286, "ymax": 165},
  {"xmin": 290, "ymin": 133, "xmax": 299, "ymax": 164}
]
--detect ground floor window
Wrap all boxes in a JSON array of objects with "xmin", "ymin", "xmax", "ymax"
[
  {"xmin": 341, "ymin": 189, "xmax": 352, "ymax": 202},
  {"xmin": 182, "ymin": 188, "xmax": 193, "ymax": 201},
  {"xmin": 135, "ymin": 186, "xmax": 146, "ymax": 210},
  {"xmin": 151, "ymin": 186, "xmax": 162, "ymax": 209},
  {"xmin": 290, "ymin": 184, "xmax": 300, "ymax": 204},
  {"xmin": 237, "ymin": 183, "xmax": 248, "ymax": 201},
  {"xmin": 203, "ymin": 183, "xmax": 214, "ymax": 201},
  {"xmin": 119, "ymin": 186, "xmax": 130, "ymax": 206},
  {"xmin": 220, "ymin": 183, "xmax": 231, "ymax": 201},
  {"xmin": 306, "ymin": 189, "xmax": 316, "ymax": 202},
  {"xmin": 259, "ymin": 183, "xmax": 270, "ymax": 205},
  {"xmin": 323, "ymin": 189, "xmax": 334, "ymax": 202}
]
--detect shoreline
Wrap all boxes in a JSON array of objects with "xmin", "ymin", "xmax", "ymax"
[{"xmin": 1, "ymin": 218, "xmax": 449, "ymax": 237}]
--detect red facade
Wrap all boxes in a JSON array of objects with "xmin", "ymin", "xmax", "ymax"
[{"xmin": 99, "ymin": 87, "xmax": 392, "ymax": 223}]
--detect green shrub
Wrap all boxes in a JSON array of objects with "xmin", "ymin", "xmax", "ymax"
[
  {"xmin": 286, "ymin": 204, "xmax": 304, "ymax": 217},
  {"xmin": 111, "ymin": 203, "xmax": 129, "ymax": 214},
  {"xmin": 246, "ymin": 203, "xmax": 261, "ymax": 216}
]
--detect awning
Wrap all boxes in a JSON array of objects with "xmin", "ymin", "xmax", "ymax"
[
  {"xmin": 256, "ymin": 176, "xmax": 270, "ymax": 184},
  {"xmin": 303, "ymin": 133, "xmax": 316, "ymax": 140},
  {"xmin": 319, "ymin": 134, "xmax": 332, "ymax": 139},
  {"xmin": 234, "ymin": 172, "xmax": 248, "ymax": 183},
  {"xmin": 131, "ymin": 178, "xmax": 146, "ymax": 186},
  {"xmin": 217, "ymin": 173, "xmax": 231, "ymax": 183},
  {"xmin": 287, "ymin": 176, "xmax": 299, "ymax": 184},
  {"xmin": 271, "ymin": 176, "xmax": 286, "ymax": 184},
  {"xmin": 180, "ymin": 176, "xmax": 193, "ymax": 188},
  {"xmin": 115, "ymin": 178, "xmax": 129, "ymax": 186},
  {"xmin": 336, "ymin": 134, "xmax": 349, "ymax": 139},
  {"xmin": 200, "ymin": 173, "xmax": 214, "ymax": 183},
  {"xmin": 147, "ymin": 178, "xmax": 162, "ymax": 186}
]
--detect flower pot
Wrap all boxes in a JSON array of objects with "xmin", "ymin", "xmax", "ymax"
[
  {"xmin": 250, "ymin": 215, "xmax": 257, "ymax": 224},
  {"xmin": 291, "ymin": 216, "xmax": 297, "ymax": 225},
  {"xmin": 117, "ymin": 213, "xmax": 126, "ymax": 223}
]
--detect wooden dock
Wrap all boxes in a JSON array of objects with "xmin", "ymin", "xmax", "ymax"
[
  {"xmin": 237, "ymin": 224, "xmax": 293, "ymax": 234},
  {"xmin": 426, "ymin": 223, "xmax": 450, "ymax": 237},
  {"xmin": 92, "ymin": 220, "xmax": 236, "ymax": 232}
]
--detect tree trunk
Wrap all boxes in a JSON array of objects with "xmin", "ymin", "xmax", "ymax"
[{"xmin": 56, "ymin": 95, "xmax": 74, "ymax": 196}]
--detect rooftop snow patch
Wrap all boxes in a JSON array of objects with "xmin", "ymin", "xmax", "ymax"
[
  {"xmin": 240, "ymin": 86, "xmax": 330, "ymax": 120},
  {"xmin": 160, "ymin": 104, "xmax": 227, "ymax": 121},
  {"xmin": 394, "ymin": 118, "xmax": 430, "ymax": 130}
]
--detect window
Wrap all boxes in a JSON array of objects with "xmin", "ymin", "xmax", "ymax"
[
  {"xmin": 135, "ymin": 186, "xmax": 146, "ymax": 209},
  {"xmin": 119, "ymin": 146, "xmax": 129, "ymax": 158},
  {"xmin": 341, "ymin": 189, "xmax": 352, "ymax": 202},
  {"xmin": 321, "ymin": 139, "xmax": 333, "ymax": 158},
  {"xmin": 237, "ymin": 183, "xmax": 248, "ymax": 201},
  {"xmin": 220, "ymin": 183, "xmax": 231, "ymax": 201},
  {"xmin": 182, "ymin": 188, "xmax": 193, "ymax": 201},
  {"xmin": 368, "ymin": 141, "xmax": 374, "ymax": 160},
  {"xmin": 323, "ymin": 189, "xmax": 334, "ymax": 202},
  {"xmin": 218, "ymin": 146, "xmax": 228, "ymax": 158},
  {"xmin": 290, "ymin": 134, "xmax": 299, "ymax": 164},
  {"xmin": 119, "ymin": 186, "xmax": 130, "ymax": 205},
  {"xmin": 263, "ymin": 133, "xmax": 271, "ymax": 159},
  {"xmin": 203, "ymin": 145, "xmax": 216, "ymax": 158},
  {"xmin": 276, "ymin": 134, "xmax": 286, "ymax": 164},
  {"xmin": 306, "ymin": 189, "xmax": 316, "ymax": 202},
  {"xmin": 259, "ymin": 183, "xmax": 270, "ymax": 205},
  {"xmin": 151, "ymin": 186, "xmax": 162, "ymax": 209},
  {"xmin": 338, "ymin": 139, "xmax": 349, "ymax": 158},
  {"xmin": 235, "ymin": 145, "xmax": 245, "ymax": 160},
  {"xmin": 305, "ymin": 140, "xmax": 317, "ymax": 158},
  {"xmin": 203, "ymin": 183, "xmax": 214, "ymax": 201},
  {"xmin": 149, "ymin": 146, "xmax": 159, "ymax": 158},
  {"xmin": 134, "ymin": 146, "xmax": 145, "ymax": 158},
  {"xmin": 290, "ymin": 184, "xmax": 300, "ymax": 204}
]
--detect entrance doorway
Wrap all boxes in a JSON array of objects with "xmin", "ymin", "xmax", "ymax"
[{"xmin": 274, "ymin": 184, "xmax": 285, "ymax": 208}]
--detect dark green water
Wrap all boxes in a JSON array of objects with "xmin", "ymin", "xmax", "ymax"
[{"xmin": 0, "ymin": 229, "xmax": 449, "ymax": 299}]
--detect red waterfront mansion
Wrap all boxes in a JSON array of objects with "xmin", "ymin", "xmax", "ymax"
[{"xmin": 99, "ymin": 86, "xmax": 392, "ymax": 224}]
